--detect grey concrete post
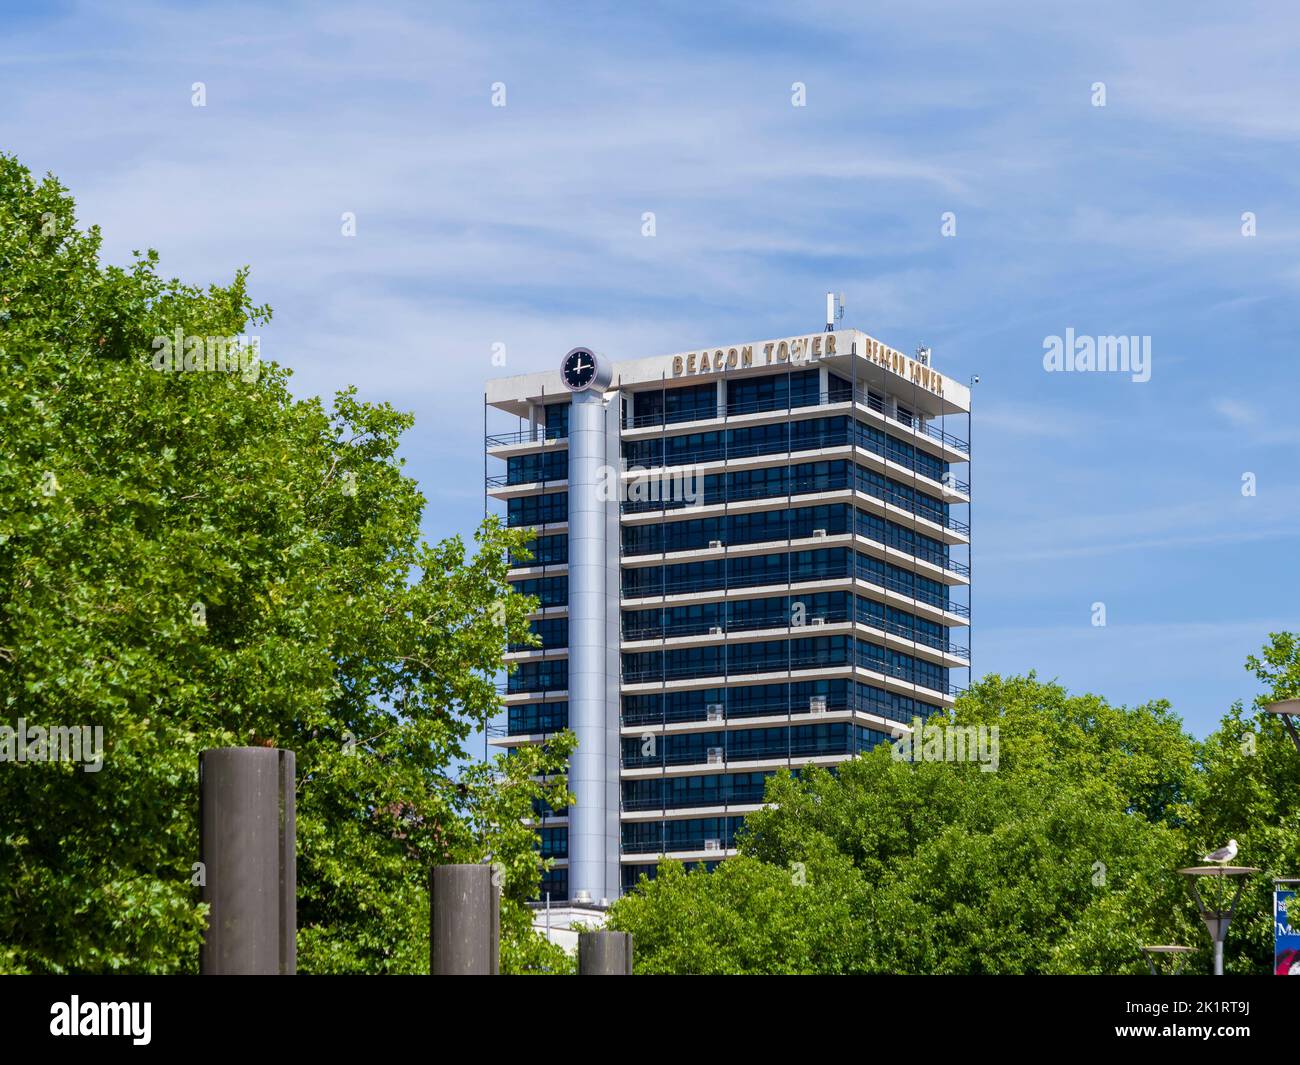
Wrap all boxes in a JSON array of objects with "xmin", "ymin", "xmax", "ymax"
[
  {"xmin": 430, "ymin": 864, "xmax": 500, "ymax": 974},
  {"xmin": 578, "ymin": 930, "xmax": 633, "ymax": 974},
  {"xmin": 199, "ymin": 747, "xmax": 296, "ymax": 975}
]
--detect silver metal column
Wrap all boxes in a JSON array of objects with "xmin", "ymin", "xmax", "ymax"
[
  {"xmin": 199, "ymin": 746, "xmax": 296, "ymax": 975},
  {"xmin": 568, "ymin": 388, "xmax": 609, "ymax": 903},
  {"xmin": 430, "ymin": 864, "xmax": 500, "ymax": 974},
  {"xmin": 603, "ymin": 393, "xmax": 623, "ymax": 900}
]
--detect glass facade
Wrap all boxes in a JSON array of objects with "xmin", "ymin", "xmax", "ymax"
[
  {"xmin": 623, "ymin": 413, "xmax": 947, "ymax": 484},
  {"xmin": 508, "ymin": 574, "xmax": 567, "ymax": 608},
  {"xmin": 622, "ymin": 723, "xmax": 897, "ymax": 768},
  {"xmin": 509, "ymin": 701, "xmax": 569, "ymax": 734},
  {"xmin": 507, "ymin": 449, "xmax": 567, "ymax": 485},
  {"xmin": 508, "ymin": 490, "xmax": 567, "ymax": 527},
  {"xmin": 513, "ymin": 616, "xmax": 568, "ymax": 651},
  {"xmin": 545, "ymin": 401, "xmax": 570, "ymax": 438},
  {"xmin": 621, "ymin": 591, "xmax": 952, "ymax": 651},
  {"xmin": 510, "ymin": 532, "xmax": 568, "ymax": 567},
  {"xmin": 623, "ymin": 816, "xmax": 744, "ymax": 853},
  {"xmin": 621, "ymin": 501, "xmax": 957, "ymax": 573},
  {"xmin": 630, "ymin": 381, "xmax": 719, "ymax": 426},
  {"xmin": 620, "ymin": 545, "xmax": 955, "ymax": 613},
  {"xmin": 621, "ymin": 458, "xmax": 954, "ymax": 530},
  {"xmin": 621, "ymin": 679, "xmax": 942, "ymax": 726},
  {"xmin": 488, "ymin": 340, "xmax": 970, "ymax": 902},
  {"xmin": 620, "ymin": 634, "xmax": 950, "ymax": 693}
]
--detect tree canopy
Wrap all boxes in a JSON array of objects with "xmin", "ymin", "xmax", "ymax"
[
  {"xmin": 0, "ymin": 154, "xmax": 569, "ymax": 974},
  {"xmin": 612, "ymin": 654, "xmax": 1300, "ymax": 975}
]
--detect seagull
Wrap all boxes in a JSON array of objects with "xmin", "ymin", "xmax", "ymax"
[{"xmin": 1203, "ymin": 839, "xmax": 1238, "ymax": 865}]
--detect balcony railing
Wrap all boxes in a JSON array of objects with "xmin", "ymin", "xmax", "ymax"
[
  {"xmin": 622, "ymin": 698, "xmax": 836, "ymax": 727},
  {"xmin": 621, "ymin": 526, "xmax": 970, "ymax": 577},
  {"xmin": 623, "ymin": 387, "xmax": 969, "ymax": 455},
  {"xmin": 487, "ymin": 388, "xmax": 970, "ymax": 454},
  {"xmin": 625, "ymin": 736, "xmax": 872, "ymax": 771},
  {"xmin": 507, "ymin": 639, "xmax": 567, "ymax": 653},
  {"xmin": 502, "ymin": 679, "xmax": 568, "ymax": 696},
  {"xmin": 621, "ymin": 693, "xmax": 934, "ymax": 728},
  {"xmin": 486, "ymin": 427, "xmax": 568, "ymax": 448},
  {"xmin": 622, "ymin": 792, "xmax": 767, "ymax": 812},
  {"xmin": 505, "ymin": 717, "xmax": 570, "ymax": 735},
  {"xmin": 622, "ymin": 561, "xmax": 971, "ymax": 618},
  {"xmin": 619, "ymin": 470, "xmax": 969, "ymax": 535},
  {"xmin": 621, "ymin": 650, "xmax": 958, "ymax": 695},
  {"xmin": 489, "ymin": 473, "xmax": 571, "ymax": 490},
  {"xmin": 625, "ymin": 429, "xmax": 968, "ymax": 494},
  {"xmin": 622, "ymin": 837, "xmax": 737, "ymax": 855},
  {"xmin": 621, "ymin": 614, "xmax": 970, "ymax": 658}
]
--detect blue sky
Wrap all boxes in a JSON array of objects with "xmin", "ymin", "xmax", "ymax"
[{"xmin": 4, "ymin": 0, "xmax": 1298, "ymax": 737}]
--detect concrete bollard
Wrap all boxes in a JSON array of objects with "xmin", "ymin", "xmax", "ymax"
[
  {"xmin": 199, "ymin": 747, "xmax": 296, "ymax": 974},
  {"xmin": 578, "ymin": 929, "xmax": 633, "ymax": 974},
  {"xmin": 430, "ymin": 864, "xmax": 500, "ymax": 974}
]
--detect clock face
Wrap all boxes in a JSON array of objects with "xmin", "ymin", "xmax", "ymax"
[{"xmin": 562, "ymin": 348, "xmax": 598, "ymax": 391}]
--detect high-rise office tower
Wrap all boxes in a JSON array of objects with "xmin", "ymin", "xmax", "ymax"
[{"xmin": 485, "ymin": 317, "xmax": 971, "ymax": 907}]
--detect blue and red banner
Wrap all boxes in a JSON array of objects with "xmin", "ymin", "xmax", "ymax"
[{"xmin": 1274, "ymin": 889, "xmax": 1300, "ymax": 974}]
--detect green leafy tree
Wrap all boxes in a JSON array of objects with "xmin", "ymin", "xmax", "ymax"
[
  {"xmin": 0, "ymin": 154, "xmax": 568, "ymax": 973},
  {"xmin": 610, "ymin": 852, "xmax": 868, "ymax": 974},
  {"xmin": 611, "ymin": 675, "xmax": 1202, "ymax": 974},
  {"xmin": 1186, "ymin": 632, "xmax": 1300, "ymax": 974}
]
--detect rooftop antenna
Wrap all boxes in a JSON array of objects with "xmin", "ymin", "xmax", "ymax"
[
  {"xmin": 825, "ymin": 292, "xmax": 845, "ymax": 332},
  {"xmin": 915, "ymin": 344, "xmax": 931, "ymax": 366}
]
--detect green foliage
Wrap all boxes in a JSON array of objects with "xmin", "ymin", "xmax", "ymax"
[
  {"xmin": 1185, "ymin": 633, "xmax": 1300, "ymax": 974},
  {"xmin": 611, "ymin": 854, "xmax": 868, "ymax": 974},
  {"xmin": 612, "ymin": 673, "xmax": 1205, "ymax": 974},
  {"xmin": 0, "ymin": 154, "xmax": 568, "ymax": 973},
  {"xmin": 457, "ymin": 736, "xmax": 576, "ymax": 976}
]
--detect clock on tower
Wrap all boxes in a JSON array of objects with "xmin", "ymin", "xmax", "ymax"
[{"xmin": 560, "ymin": 347, "xmax": 612, "ymax": 393}]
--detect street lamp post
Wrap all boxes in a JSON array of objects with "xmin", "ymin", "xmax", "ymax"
[
  {"xmin": 1139, "ymin": 945, "xmax": 1196, "ymax": 976},
  {"xmin": 1265, "ymin": 699, "xmax": 1300, "ymax": 756},
  {"xmin": 1178, "ymin": 865, "xmax": 1260, "ymax": 975}
]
